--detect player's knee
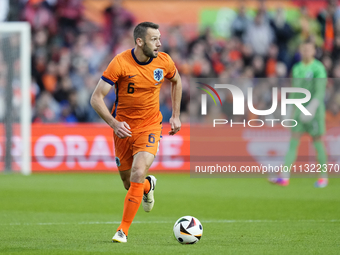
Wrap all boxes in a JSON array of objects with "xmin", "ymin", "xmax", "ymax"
[{"xmin": 130, "ymin": 167, "xmax": 146, "ymax": 183}]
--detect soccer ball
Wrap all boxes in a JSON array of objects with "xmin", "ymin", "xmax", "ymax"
[{"xmin": 173, "ymin": 216, "xmax": 203, "ymax": 244}]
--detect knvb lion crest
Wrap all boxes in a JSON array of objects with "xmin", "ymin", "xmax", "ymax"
[
  {"xmin": 153, "ymin": 68, "xmax": 163, "ymax": 82},
  {"xmin": 115, "ymin": 157, "xmax": 121, "ymax": 167}
]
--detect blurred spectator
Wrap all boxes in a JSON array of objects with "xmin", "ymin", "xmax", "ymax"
[
  {"xmin": 32, "ymin": 49, "xmax": 48, "ymax": 92},
  {"xmin": 22, "ymin": 0, "xmax": 57, "ymax": 34},
  {"xmin": 68, "ymin": 89, "xmax": 91, "ymax": 122},
  {"xmin": 104, "ymin": 0, "xmax": 135, "ymax": 51},
  {"xmin": 266, "ymin": 44, "xmax": 279, "ymax": 77},
  {"xmin": 252, "ymin": 55, "xmax": 266, "ymax": 78},
  {"xmin": 276, "ymin": 62, "xmax": 287, "ymax": 78},
  {"xmin": 112, "ymin": 29, "xmax": 135, "ymax": 56},
  {"xmin": 189, "ymin": 41, "xmax": 213, "ymax": 78},
  {"xmin": 231, "ymin": 5, "xmax": 250, "ymax": 40},
  {"xmin": 42, "ymin": 61, "xmax": 58, "ymax": 93},
  {"xmin": 241, "ymin": 44, "xmax": 254, "ymax": 67},
  {"xmin": 317, "ymin": 0, "xmax": 340, "ymax": 52},
  {"xmin": 88, "ymin": 33, "xmax": 110, "ymax": 73},
  {"xmin": 270, "ymin": 8, "xmax": 293, "ymax": 66},
  {"xmin": 53, "ymin": 77, "xmax": 72, "ymax": 104},
  {"xmin": 56, "ymin": 0, "xmax": 83, "ymax": 36},
  {"xmin": 162, "ymin": 25, "xmax": 187, "ymax": 56},
  {"xmin": 331, "ymin": 35, "xmax": 340, "ymax": 61},
  {"xmin": 332, "ymin": 63, "xmax": 340, "ymax": 91},
  {"xmin": 33, "ymin": 91, "xmax": 61, "ymax": 123},
  {"xmin": 289, "ymin": 6, "xmax": 323, "ymax": 57},
  {"xmin": 326, "ymin": 95, "xmax": 340, "ymax": 125},
  {"xmin": 257, "ymin": 0, "xmax": 270, "ymax": 20},
  {"xmin": 33, "ymin": 29, "xmax": 49, "ymax": 54},
  {"xmin": 322, "ymin": 54, "xmax": 333, "ymax": 76},
  {"xmin": 244, "ymin": 11, "xmax": 274, "ymax": 56},
  {"xmin": 7, "ymin": 0, "xmax": 23, "ymax": 21}
]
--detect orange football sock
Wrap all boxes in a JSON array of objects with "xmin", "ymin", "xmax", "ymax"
[
  {"xmin": 117, "ymin": 182, "xmax": 144, "ymax": 236},
  {"xmin": 143, "ymin": 178, "xmax": 151, "ymax": 194}
]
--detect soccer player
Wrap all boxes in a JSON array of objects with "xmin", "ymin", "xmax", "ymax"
[
  {"xmin": 90, "ymin": 22, "xmax": 182, "ymax": 242},
  {"xmin": 270, "ymin": 39, "xmax": 328, "ymax": 188}
]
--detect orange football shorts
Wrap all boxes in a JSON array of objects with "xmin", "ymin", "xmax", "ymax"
[{"xmin": 113, "ymin": 127, "xmax": 162, "ymax": 171}]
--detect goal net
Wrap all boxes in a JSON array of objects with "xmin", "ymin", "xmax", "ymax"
[{"xmin": 0, "ymin": 22, "xmax": 31, "ymax": 175}]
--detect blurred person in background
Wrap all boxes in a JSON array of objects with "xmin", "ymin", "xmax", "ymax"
[
  {"xmin": 59, "ymin": 88, "xmax": 93, "ymax": 123},
  {"xmin": 67, "ymin": 89, "xmax": 92, "ymax": 122},
  {"xmin": 189, "ymin": 41, "xmax": 214, "ymax": 78},
  {"xmin": 88, "ymin": 33, "xmax": 110, "ymax": 73},
  {"xmin": 289, "ymin": 5, "xmax": 323, "ymax": 68},
  {"xmin": 56, "ymin": 0, "xmax": 83, "ymax": 36},
  {"xmin": 21, "ymin": 0, "xmax": 57, "ymax": 35},
  {"xmin": 53, "ymin": 76, "xmax": 72, "ymax": 104},
  {"xmin": 244, "ymin": 11, "xmax": 274, "ymax": 57},
  {"xmin": 231, "ymin": 5, "xmax": 250, "ymax": 40},
  {"xmin": 326, "ymin": 95, "xmax": 340, "ymax": 125},
  {"xmin": 104, "ymin": 0, "xmax": 135, "ymax": 51},
  {"xmin": 321, "ymin": 54, "xmax": 333, "ymax": 76},
  {"xmin": 252, "ymin": 55, "xmax": 266, "ymax": 78},
  {"xmin": 265, "ymin": 44, "xmax": 279, "ymax": 77},
  {"xmin": 41, "ymin": 61, "xmax": 58, "ymax": 93},
  {"xmin": 162, "ymin": 25, "xmax": 187, "ymax": 56},
  {"xmin": 317, "ymin": 0, "xmax": 340, "ymax": 52},
  {"xmin": 241, "ymin": 43, "xmax": 254, "ymax": 67},
  {"xmin": 270, "ymin": 8, "xmax": 293, "ymax": 67},
  {"xmin": 331, "ymin": 35, "xmax": 340, "ymax": 61},
  {"xmin": 33, "ymin": 91, "xmax": 61, "ymax": 123}
]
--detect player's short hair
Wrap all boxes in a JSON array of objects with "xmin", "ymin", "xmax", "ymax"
[
  {"xmin": 302, "ymin": 37, "xmax": 315, "ymax": 47},
  {"xmin": 133, "ymin": 22, "xmax": 159, "ymax": 44}
]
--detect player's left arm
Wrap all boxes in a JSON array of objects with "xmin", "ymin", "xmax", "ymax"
[
  {"xmin": 168, "ymin": 70, "xmax": 182, "ymax": 135},
  {"xmin": 300, "ymin": 63, "xmax": 327, "ymax": 122},
  {"xmin": 312, "ymin": 64, "xmax": 327, "ymax": 105},
  {"xmin": 287, "ymin": 64, "xmax": 299, "ymax": 118}
]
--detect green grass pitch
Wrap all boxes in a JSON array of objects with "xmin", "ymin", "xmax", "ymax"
[{"xmin": 0, "ymin": 173, "xmax": 339, "ymax": 254}]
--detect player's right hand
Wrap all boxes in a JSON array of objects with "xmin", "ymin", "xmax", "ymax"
[{"xmin": 113, "ymin": 121, "xmax": 132, "ymax": 139}]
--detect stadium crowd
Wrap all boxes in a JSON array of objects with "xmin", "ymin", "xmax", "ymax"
[{"xmin": 2, "ymin": 0, "xmax": 340, "ymax": 125}]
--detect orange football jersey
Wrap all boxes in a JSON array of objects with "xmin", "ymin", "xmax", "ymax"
[{"xmin": 102, "ymin": 48, "xmax": 176, "ymax": 132}]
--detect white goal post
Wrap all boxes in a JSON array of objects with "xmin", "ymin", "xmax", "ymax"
[{"xmin": 0, "ymin": 22, "xmax": 31, "ymax": 175}]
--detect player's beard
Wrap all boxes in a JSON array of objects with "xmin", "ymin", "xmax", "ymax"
[{"xmin": 142, "ymin": 42, "xmax": 157, "ymax": 58}]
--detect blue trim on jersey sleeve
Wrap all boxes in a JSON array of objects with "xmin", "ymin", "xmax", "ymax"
[
  {"xmin": 168, "ymin": 69, "xmax": 177, "ymax": 80},
  {"xmin": 101, "ymin": 76, "xmax": 115, "ymax": 86},
  {"xmin": 113, "ymin": 82, "xmax": 119, "ymax": 118},
  {"xmin": 131, "ymin": 48, "xmax": 153, "ymax": 65}
]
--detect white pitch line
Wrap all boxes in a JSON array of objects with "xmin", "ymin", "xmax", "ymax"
[{"xmin": 2, "ymin": 219, "xmax": 340, "ymax": 226}]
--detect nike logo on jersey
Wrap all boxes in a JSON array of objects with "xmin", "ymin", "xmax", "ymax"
[
  {"xmin": 146, "ymin": 145, "xmax": 154, "ymax": 147},
  {"xmin": 128, "ymin": 75, "xmax": 137, "ymax": 78}
]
